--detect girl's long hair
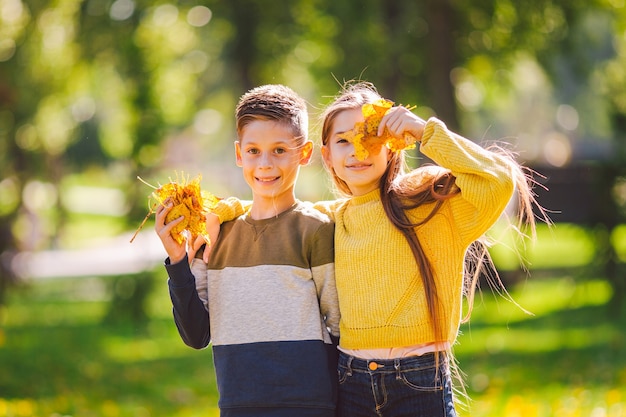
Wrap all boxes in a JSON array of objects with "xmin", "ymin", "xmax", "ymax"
[
  {"xmin": 320, "ymin": 81, "xmax": 546, "ymax": 400},
  {"xmin": 321, "ymin": 82, "xmax": 460, "ymax": 344}
]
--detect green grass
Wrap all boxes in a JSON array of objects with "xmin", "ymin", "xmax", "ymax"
[
  {"xmin": 2, "ymin": 276, "xmax": 624, "ymax": 417},
  {"xmin": 489, "ymin": 223, "xmax": 598, "ymax": 270},
  {"xmin": 455, "ymin": 277, "xmax": 626, "ymax": 417},
  {"xmin": 1, "ymin": 223, "xmax": 626, "ymax": 417},
  {"xmin": 0, "ymin": 276, "xmax": 221, "ymax": 417}
]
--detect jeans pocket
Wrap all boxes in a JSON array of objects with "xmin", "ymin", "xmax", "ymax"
[
  {"xmin": 399, "ymin": 365, "xmax": 444, "ymax": 392},
  {"xmin": 337, "ymin": 365, "xmax": 351, "ymax": 385}
]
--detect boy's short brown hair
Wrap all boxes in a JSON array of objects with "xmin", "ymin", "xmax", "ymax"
[{"xmin": 235, "ymin": 84, "xmax": 308, "ymax": 143}]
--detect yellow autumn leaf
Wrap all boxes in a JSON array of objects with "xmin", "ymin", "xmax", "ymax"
[
  {"xmin": 338, "ymin": 99, "xmax": 417, "ymax": 161},
  {"xmin": 130, "ymin": 172, "xmax": 220, "ymax": 244},
  {"xmin": 166, "ymin": 203, "xmax": 190, "ymax": 240}
]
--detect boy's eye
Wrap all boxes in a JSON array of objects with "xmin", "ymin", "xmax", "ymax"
[
  {"xmin": 247, "ymin": 148, "xmax": 260, "ymax": 155},
  {"xmin": 274, "ymin": 147, "xmax": 287, "ymax": 154}
]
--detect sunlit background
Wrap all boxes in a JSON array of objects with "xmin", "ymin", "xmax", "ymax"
[{"xmin": 1, "ymin": 1, "xmax": 626, "ymax": 416}]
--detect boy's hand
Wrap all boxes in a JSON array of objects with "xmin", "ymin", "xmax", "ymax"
[
  {"xmin": 379, "ymin": 106, "xmax": 425, "ymax": 143},
  {"xmin": 154, "ymin": 198, "xmax": 187, "ymax": 264}
]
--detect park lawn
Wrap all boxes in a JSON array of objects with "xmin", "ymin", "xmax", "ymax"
[
  {"xmin": 456, "ymin": 277, "xmax": 626, "ymax": 417},
  {"xmin": 1, "ymin": 274, "xmax": 624, "ymax": 417},
  {"xmin": 0, "ymin": 223, "xmax": 625, "ymax": 416},
  {"xmin": 0, "ymin": 274, "xmax": 221, "ymax": 417}
]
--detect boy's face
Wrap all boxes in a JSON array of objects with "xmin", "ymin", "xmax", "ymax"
[{"xmin": 235, "ymin": 120, "xmax": 312, "ymax": 211}]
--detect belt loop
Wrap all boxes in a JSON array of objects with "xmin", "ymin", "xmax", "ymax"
[
  {"xmin": 394, "ymin": 358, "xmax": 401, "ymax": 380},
  {"xmin": 346, "ymin": 355, "xmax": 354, "ymax": 376}
]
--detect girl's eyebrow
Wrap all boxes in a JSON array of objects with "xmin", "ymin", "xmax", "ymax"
[{"xmin": 333, "ymin": 129, "xmax": 351, "ymax": 136}]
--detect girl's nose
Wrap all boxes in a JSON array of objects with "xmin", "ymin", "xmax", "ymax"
[{"xmin": 348, "ymin": 143, "xmax": 356, "ymax": 158}]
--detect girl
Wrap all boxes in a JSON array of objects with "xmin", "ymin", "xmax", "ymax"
[{"xmin": 316, "ymin": 82, "xmax": 542, "ymax": 417}]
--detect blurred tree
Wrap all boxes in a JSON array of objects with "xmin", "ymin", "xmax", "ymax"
[
  {"xmin": 595, "ymin": 7, "xmax": 626, "ymax": 316},
  {"xmin": 1, "ymin": 0, "xmax": 625, "ymax": 315},
  {"xmin": 1, "ymin": 1, "xmax": 214, "ymax": 305}
]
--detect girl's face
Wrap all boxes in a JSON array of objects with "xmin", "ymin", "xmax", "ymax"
[
  {"xmin": 236, "ymin": 120, "xmax": 312, "ymax": 213},
  {"xmin": 322, "ymin": 107, "xmax": 391, "ymax": 196}
]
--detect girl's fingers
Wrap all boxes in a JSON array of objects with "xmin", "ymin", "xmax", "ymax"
[
  {"xmin": 191, "ymin": 235, "xmax": 206, "ymax": 252},
  {"xmin": 379, "ymin": 106, "xmax": 425, "ymax": 140},
  {"xmin": 202, "ymin": 244, "xmax": 212, "ymax": 264},
  {"xmin": 379, "ymin": 107, "xmax": 408, "ymax": 135},
  {"xmin": 203, "ymin": 213, "xmax": 220, "ymax": 263},
  {"xmin": 187, "ymin": 235, "xmax": 202, "ymax": 262}
]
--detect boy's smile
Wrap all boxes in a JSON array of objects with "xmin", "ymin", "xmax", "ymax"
[{"xmin": 236, "ymin": 119, "xmax": 312, "ymax": 219}]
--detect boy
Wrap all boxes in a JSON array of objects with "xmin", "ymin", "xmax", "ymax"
[{"xmin": 154, "ymin": 84, "xmax": 339, "ymax": 417}]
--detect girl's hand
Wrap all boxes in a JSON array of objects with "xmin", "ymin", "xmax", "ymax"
[
  {"xmin": 154, "ymin": 198, "xmax": 187, "ymax": 264},
  {"xmin": 187, "ymin": 235, "xmax": 205, "ymax": 263},
  {"xmin": 188, "ymin": 212, "xmax": 220, "ymax": 264},
  {"xmin": 201, "ymin": 213, "xmax": 221, "ymax": 263},
  {"xmin": 379, "ymin": 106, "xmax": 426, "ymax": 142}
]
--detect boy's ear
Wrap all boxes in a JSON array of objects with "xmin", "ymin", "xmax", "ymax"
[
  {"xmin": 300, "ymin": 140, "xmax": 314, "ymax": 165},
  {"xmin": 234, "ymin": 141, "xmax": 243, "ymax": 167}
]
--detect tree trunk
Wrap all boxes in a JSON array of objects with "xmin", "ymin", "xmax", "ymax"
[{"xmin": 424, "ymin": 0, "xmax": 459, "ymax": 130}]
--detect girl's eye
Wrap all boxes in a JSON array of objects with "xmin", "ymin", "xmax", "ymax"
[
  {"xmin": 274, "ymin": 148, "xmax": 287, "ymax": 154},
  {"xmin": 336, "ymin": 137, "xmax": 349, "ymax": 144}
]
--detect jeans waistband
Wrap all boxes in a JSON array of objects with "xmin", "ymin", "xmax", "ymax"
[{"xmin": 338, "ymin": 351, "xmax": 446, "ymax": 374}]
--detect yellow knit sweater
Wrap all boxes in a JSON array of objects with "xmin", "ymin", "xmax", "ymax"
[
  {"xmin": 313, "ymin": 118, "xmax": 515, "ymax": 349},
  {"xmin": 213, "ymin": 117, "xmax": 515, "ymax": 350}
]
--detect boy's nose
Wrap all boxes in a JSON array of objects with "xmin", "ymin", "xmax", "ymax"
[{"xmin": 259, "ymin": 153, "xmax": 273, "ymax": 167}]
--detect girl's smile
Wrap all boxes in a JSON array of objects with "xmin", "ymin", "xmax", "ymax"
[{"xmin": 345, "ymin": 161, "xmax": 373, "ymax": 170}]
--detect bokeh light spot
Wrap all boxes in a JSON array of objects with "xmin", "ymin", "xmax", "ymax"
[
  {"xmin": 23, "ymin": 180, "xmax": 57, "ymax": 212},
  {"xmin": 556, "ymin": 104, "xmax": 579, "ymax": 131},
  {"xmin": 71, "ymin": 97, "xmax": 96, "ymax": 122},
  {"xmin": 153, "ymin": 4, "xmax": 178, "ymax": 27},
  {"xmin": 109, "ymin": 0, "xmax": 134, "ymax": 21},
  {"xmin": 193, "ymin": 109, "xmax": 222, "ymax": 135},
  {"xmin": 0, "ymin": 177, "xmax": 20, "ymax": 216},
  {"xmin": 187, "ymin": 6, "xmax": 212, "ymax": 27},
  {"xmin": 0, "ymin": 39, "xmax": 16, "ymax": 61},
  {"xmin": 543, "ymin": 131, "xmax": 572, "ymax": 167}
]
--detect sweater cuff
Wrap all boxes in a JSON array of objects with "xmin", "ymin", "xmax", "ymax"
[
  {"xmin": 210, "ymin": 196, "xmax": 248, "ymax": 223},
  {"xmin": 164, "ymin": 254, "xmax": 195, "ymax": 287},
  {"xmin": 420, "ymin": 117, "xmax": 447, "ymax": 148}
]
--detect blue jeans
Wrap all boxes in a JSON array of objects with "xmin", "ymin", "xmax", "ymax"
[{"xmin": 337, "ymin": 352, "xmax": 457, "ymax": 417}]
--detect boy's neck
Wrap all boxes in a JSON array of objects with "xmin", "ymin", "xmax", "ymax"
[{"xmin": 249, "ymin": 195, "xmax": 297, "ymax": 220}]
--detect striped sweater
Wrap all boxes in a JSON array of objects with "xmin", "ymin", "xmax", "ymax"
[{"xmin": 166, "ymin": 201, "xmax": 339, "ymax": 415}]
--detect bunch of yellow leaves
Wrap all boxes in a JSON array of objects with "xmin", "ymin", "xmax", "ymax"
[
  {"xmin": 338, "ymin": 99, "xmax": 417, "ymax": 161},
  {"xmin": 130, "ymin": 172, "xmax": 220, "ymax": 245}
]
